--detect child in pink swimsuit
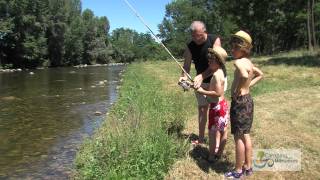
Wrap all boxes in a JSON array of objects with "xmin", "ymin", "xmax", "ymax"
[{"xmin": 195, "ymin": 45, "xmax": 228, "ymax": 162}]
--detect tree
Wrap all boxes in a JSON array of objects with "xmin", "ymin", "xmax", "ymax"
[
  {"xmin": 315, "ymin": 1, "xmax": 320, "ymax": 48},
  {"xmin": 311, "ymin": 0, "xmax": 318, "ymax": 49},
  {"xmin": 1, "ymin": 0, "xmax": 49, "ymax": 68},
  {"xmin": 110, "ymin": 28, "xmax": 136, "ymax": 62},
  {"xmin": 64, "ymin": 16, "xmax": 84, "ymax": 65},
  {"xmin": 307, "ymin": 0, "xmax": 319, "ymax": 51},
  {"xmin": 64, "ymin": 0, "xmax": 84, "ymax": 65},
  {"xmin": 81, "ymin": 9, "xmax": 111, "ymax": 64},
  {"xmin": 0, "ymin": 0, "xmax": 117, "ymax": 68},
  {"xmin": 158, "ymin": 0, "xmax": 229, "ymax": 57},
  {"xmin": 308, "ymin": 0, "xmax": 313, "ymax": 51},
  {"xmin": 47, "ymin": 0, "xmax": 68, "ymax": 67},
  {"xmin": 0, "ymin": 0, "xmax": 14, "ymax": 66},
  {"xmin": 110, "ymin": 28, "xmax": 163, "ymax": 62},
  {"xmin": 159, "ymin": 0, "xmax": 312, "ymax": 55}
]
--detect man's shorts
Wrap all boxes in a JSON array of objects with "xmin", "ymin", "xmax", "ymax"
[
  {"xmin": 194, "ymin": 83, "xmax": 210, "ymax": 106},
  {"xmin": 230, "ymin": 94, "xmax": 254, "ymax": 136},
  {"xmin": 208, "ymin": 99, "xmax": 228, "ymax": 131}
]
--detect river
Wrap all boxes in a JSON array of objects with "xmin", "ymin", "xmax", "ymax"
[{"xmin": 0, "ymin": 65, "xmax": 124, "ymax": 179}]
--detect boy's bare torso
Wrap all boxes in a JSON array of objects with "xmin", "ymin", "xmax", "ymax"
[
  {"xmin": 208, "ymin": 69, "xmax": 225, "ymax": 102},
  {"xmin": 231, "ymin": 58, "xmax": 253, "ymax": 97}
]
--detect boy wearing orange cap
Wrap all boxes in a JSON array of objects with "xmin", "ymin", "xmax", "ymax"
[
  {"xmin": 225, "ymin": 31, "xmax": 263, "ymax": 179},
  {"xmin": 194, "ymin": 45, "xmax": 229, "ymax": 162}
]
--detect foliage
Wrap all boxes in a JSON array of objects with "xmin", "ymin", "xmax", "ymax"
[
  {"xmin": 0, "ymin": 0, "xmax": 162, "ymax": 68},
  {"xmin": 158, "ymin": 0, "xmax": 320, "ymax": 57},
  {"xmin": 109, "ymin": 28, "xmax": 168, "ymax": 63},
  {"xmin": 2, "ymin": 0, "xmax": 318, "ymax": 68}
]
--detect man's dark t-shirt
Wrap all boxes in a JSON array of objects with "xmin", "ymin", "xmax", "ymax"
[{"xmin": 187, "ymin": 34, "xmax": 216, "ymax": 83}]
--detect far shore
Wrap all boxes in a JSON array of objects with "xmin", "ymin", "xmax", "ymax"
[{"xmin": 0, "ymin": 62, "xmax": 126, "ymax": 73}]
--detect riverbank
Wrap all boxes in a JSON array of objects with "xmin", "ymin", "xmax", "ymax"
[
  {"xmin": 75, "ymin": 61, "xmax": 197, "ymax": 179},
  {"xmin": 75, "ymin": 50, "xmax": 320, "ymax": 179},
  {"xmin": 0, "ymin": 63, "xmax": 126, "ymax": 73}
]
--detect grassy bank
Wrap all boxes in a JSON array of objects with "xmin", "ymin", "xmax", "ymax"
[
  {"xmin": 75, "ymin": 50, "xmax": 320, "ymax": 179},
  {"xmin": 75, "ymin": 62, "xmax": 197, "ymax": 179}
]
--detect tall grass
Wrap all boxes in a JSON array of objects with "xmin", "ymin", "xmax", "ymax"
[{"xmin": 75, "ymin": 62, "xmax": 195, "ymax": 179}]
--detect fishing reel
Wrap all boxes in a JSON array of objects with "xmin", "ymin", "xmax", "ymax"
[{"xmin": 178, "ymin": 80, "xmax": 193, "ymax": 91}]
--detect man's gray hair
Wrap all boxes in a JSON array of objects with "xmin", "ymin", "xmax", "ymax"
[{"xmin": 190, "ymin": 21, "xmax": 206, "ymax": 32}]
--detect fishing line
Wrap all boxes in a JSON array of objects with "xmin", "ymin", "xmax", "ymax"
[{"xmin": 122, "ymin": 0, "xmax": 193, "ymax": 82}]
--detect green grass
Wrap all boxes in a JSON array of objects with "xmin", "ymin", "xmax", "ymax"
[
  {"xmin": 224, "ymin": 51, "xmax": 320, "ymax": 98},
  {"xmin": 165, "ymin": 50, "xmax": 320, "ymax": 179},
  {"xmin": 75, "ymin": 50, "xmax": 320, "ymax": 179},
  {"xmin": 75, "ymin": 62, "xmax": 196, "ymax": 179}
]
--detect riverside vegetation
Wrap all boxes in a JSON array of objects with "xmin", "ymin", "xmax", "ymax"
[
  {"xmin": 75, "ymin": 50, "xmax": 320, "ymax": 179},
  {"xmin": 75, "ymin": 61, "xmax": 196, "ymax": 179}
]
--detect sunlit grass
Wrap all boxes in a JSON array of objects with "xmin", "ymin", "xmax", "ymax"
[
  {"xmin": 165, "ymin": 51, "xmax": 320, "ymax": 179},
  {"xmin": 75, "ymin": 62, "xmax": 196, "ymax": 179},
  {"xmin": 75, "ymin": 50, "xmax": 319, "ymax": 179}
]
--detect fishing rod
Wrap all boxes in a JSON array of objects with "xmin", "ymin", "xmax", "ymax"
[{"xmin": 122, "ymin": 0, "xmax": 193, "ymax": 82}]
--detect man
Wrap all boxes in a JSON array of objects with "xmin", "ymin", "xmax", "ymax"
[{"xmin": 179, "ymin": 21, "xmax": 220, "ymax": 144}]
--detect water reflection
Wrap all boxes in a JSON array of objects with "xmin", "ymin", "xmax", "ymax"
[{"xmin": 0, "ymin": 65, "xmax": 124, "ymax": 179}]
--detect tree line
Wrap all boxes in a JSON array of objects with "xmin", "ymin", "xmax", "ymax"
[
  {"xmin": 1, "ymin": 0, "xmax": 319, "ymax": 68},
  {"xmin": 158, "ymin": 0, "xmax": 320, "ymax": 57},
  {"xmin": 0, "ymin": 0, "xmax": 166, "ymax": 69}
]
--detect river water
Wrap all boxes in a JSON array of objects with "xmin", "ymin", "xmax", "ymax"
[{"xmin": 0, "ymin": 65, "xmax": 124, "ymax": 179}]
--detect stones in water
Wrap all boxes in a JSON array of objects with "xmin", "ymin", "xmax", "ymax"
[
  {"xmin": 94, "ymin": 111, "xmax": 102, "ymax": 116},
  {"xmin": 0, "ymin": 96, "xmax": 21, "ymax": 101}
]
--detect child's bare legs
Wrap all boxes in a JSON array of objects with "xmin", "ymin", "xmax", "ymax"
[
  {"xmin": 209, "ymin": 127, "xmax": 228, "ymax": 157},
  {"xmin": 216, "ymin": 127, "xmax": 227, "ymax": 156},
  {"xmin": 243, "ymin": 134, "xmax": 252, "ymax": 169},
  {"xmin": 198, "ymin": 105, "xmax": 208, "ymax": 143},
  {"xmin": 208, "ymin": 128, "xmax": 217, "ymax": 156},
  {"xmin": 215, "ymin": 130, "xmax": 221, "ymax": 154},
  {"xmin": 234, "ymin": 135, "xmax": 245, "ymax": 172}
]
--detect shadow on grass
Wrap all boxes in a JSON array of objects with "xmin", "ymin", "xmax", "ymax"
[
  {"xmin": 189, "ymin": 145, "xmax": 234, "ymax": 174},
  {"xmin": 178, "ymin": 133, "xmax": 203, "ymax": 143},
  {"xmin": 181, "ymin": 133, "xmax": 234, "ymax": 174},
  {"xmin": 258, "ymin": 55, "xmax": 320, "ymax": 67}
]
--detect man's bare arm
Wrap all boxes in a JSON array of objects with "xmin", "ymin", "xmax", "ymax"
[
  {"xmin": 201, "ymin": 67, "xmax": 213, "ymax": 80},
  {"xmin": 193, "ymin": 68, "xmax": 212, "ymax": 89},
  {"xmin": 182, "ymin": 47, "xmax": 191, "ymax": 76},
  {"xmin": 250, "ymin": 66, "xmax": 263, "ymax": 87},
  {"xmin": 179, "ymin": 47, "xmax": 192, "ymax": 83}
]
